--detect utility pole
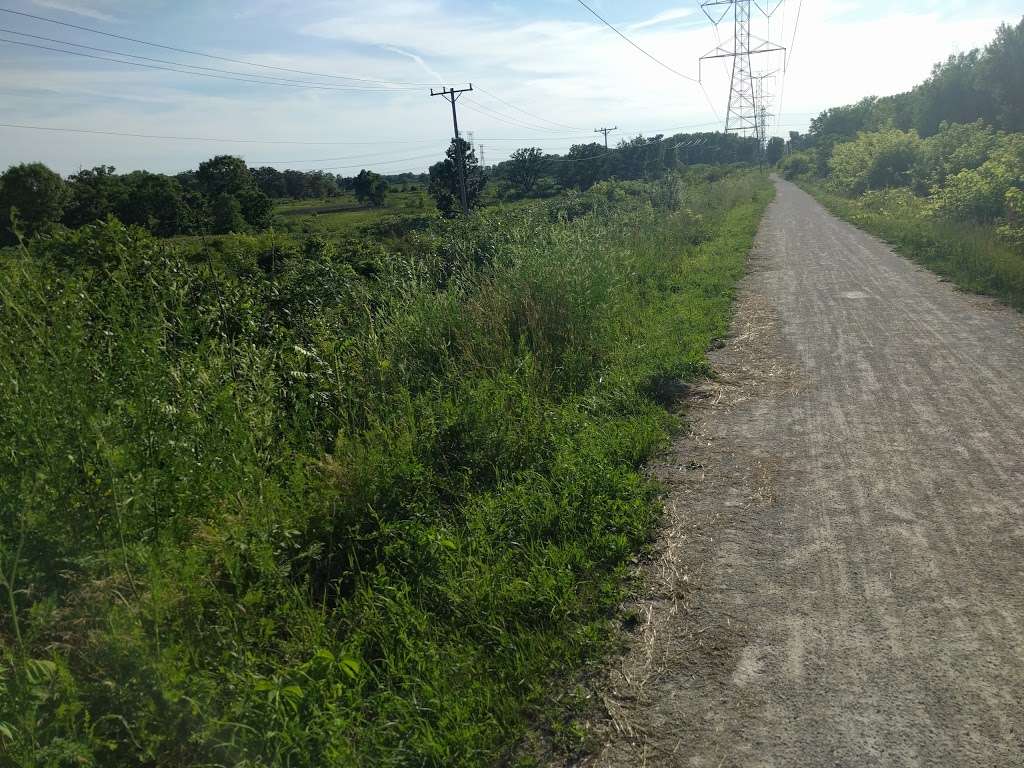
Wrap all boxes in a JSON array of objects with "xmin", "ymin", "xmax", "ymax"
[
  {"xmin": 431, "ymin": 84, "xmax": 473, "ymax": 214},
  {"xmin": 595, "ymin": 126, "xmax": 618, "ymax": 149},
  {"xmin": 698, "ymin": 1, "xmax": 785, "ymax": 138}
]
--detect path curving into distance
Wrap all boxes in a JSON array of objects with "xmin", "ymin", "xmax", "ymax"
[{"xmin": 579, "ymin": 178, "xmax": 1024, "ymax": 767}]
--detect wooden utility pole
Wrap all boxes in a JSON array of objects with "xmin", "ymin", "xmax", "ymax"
[
  {"xmin": 431, "ymin": 84, "xmax": 473, "ymax": 214},
  {"xmin": 595, "ymin": 125, "xmax": 618, "ymax": 149}
]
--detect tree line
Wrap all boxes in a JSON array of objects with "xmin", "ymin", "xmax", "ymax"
[
  {"xmin": 0, "ymin": 156, "xmax": 424, "ymax": 244},
  {"xmin": 778, "ymin": 17, "xmax": 1024, "ymax": 247},
  {"xmin": 785, "ymin": 17, "xmax": 1023, "ymax": 172},
  {"xmin": 2, "ymin": 123, "xmax": 766, "ymax": 243},
  {"xmin": 490, "ymin": 131, "xmax": 761, "ymax": 199}
]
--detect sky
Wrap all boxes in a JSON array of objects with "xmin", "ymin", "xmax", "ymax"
[{"xmin": 0, "ymin": 0, "xmax": 1020, "ymax": 176}]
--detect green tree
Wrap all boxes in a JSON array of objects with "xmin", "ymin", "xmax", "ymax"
[
  {"xmin": 0, "ymin": 162, "xmax": 69, "ymax": 244},
  {"xmin": 252, "ymin": 166, "xmax": 287, "ymax": 198},
  {"xmin": 196, "ymin": 155, "xmax": 252, "ymax": 198},
  {"xmin": 116, "ymin": 172, "xmax": 191, "ymax": 237},
  {"xmin": 980, "ymin": 19, "xmax": 1024, "ymax": 132},
  {"xmin": 237, "ymin": 187, "xmax": 274, "ymax": 229},
  {"xmin": 428, "ymin": 138, "xmax": 486, "ymax": 215},
  {"xmin": 63, "ymin": 165, "xmax": 124, "ymax": 228},
  {"xmin": 765, "ymin": 136, "xmax": 785, "ymax": 166},
  {"xmin": 352, "ymin": 170, "xmax": 388, "ymax": 207},
  {"xmin": 506, "ymin": 147, "xmax": 546, "ymax": 195},
  {"xmin": 211, "ymin": 192, "xmax": 247, "ymax": 234},
  {"xmin": 555, "ymin": 143, "xmax": 607, "ymax": 191}
]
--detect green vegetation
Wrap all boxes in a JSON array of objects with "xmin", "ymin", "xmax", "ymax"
[
  {"xmin": 0, "ymin": 170, "xmax": 773, "ymax": 766},
  {"xmin": 780, "ymin": 16, "xmax": 1024, "ymax": 309}
]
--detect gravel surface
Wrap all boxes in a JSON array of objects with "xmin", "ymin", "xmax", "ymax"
[{"xmin": 575, "ymin": 178, "xmax": 1024, "ymax": 767}]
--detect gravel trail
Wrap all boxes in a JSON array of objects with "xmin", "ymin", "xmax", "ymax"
[{"xmin": 578, "ymin": 178, "xmax": 1024, "ymax": 767}]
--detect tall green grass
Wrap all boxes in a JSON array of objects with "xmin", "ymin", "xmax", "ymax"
[
  {"xmin": 800, "ymin": 182, "xmax": 1024, "ymax": 311},
  {"xmin": 0, "ymin": 172, "xmax": 772, "ymax": 767}
]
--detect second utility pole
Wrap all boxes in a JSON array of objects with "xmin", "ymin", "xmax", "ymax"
[
  {"xmin": 431, "ymin": 84, "xmax": 473, "ymax": 214},
  {"xmin": 595, "ymin": 125, "xmax": 618, "ymax": 149}
]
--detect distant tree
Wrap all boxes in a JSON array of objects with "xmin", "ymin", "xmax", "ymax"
[
  {"xmin": 913, "ymin": 51, "xmax": 997, "ymax": 136},
  {"xmin": 237, "ymin": 187, "xmax": 274, "ymax": 228},
  {"xmin": 251, "ymin": 166, "xmax": 287, "ymax": 198},
  {"xmin": 282, "ymin": 169, "xmax": 308, "ymax": 199},
  {"xmin": 506, "ymin": 147, "xmax": 546, "ymax": 195},
  {"xmin": 353, "ymin": 170, "xmax": 388, "ymax": 207},
  {"xmin": 428, "ymin": 138, "xmax": 486, "ymax": 215},
  {"xmin": 0, "ymin": 162, "xmax": 69, "ymax": 244},
  {"xmin": 980, "ymin": 18, "xmax": 1024, "ymax": 132},
  {"xmin": 117, "ymin": 172, "xmax": 190, "ymax": 237},
  {"xmin": 211, "ymin": 193, "xmax": 247, "ymax": 234},
  {"xmin": 197, "ymin": 155, "xmax": 252, "ymax": 198},
  {"xmin": 64, "ymin": 165, "xmax": 124, "ymax": 228},
  {"xmin": 765, "ymin": 136, "xmax": 785, "ymax": 166},
  {"xmin": 555, "ymin": 143, "xmax": 607, "ymax": 191}
]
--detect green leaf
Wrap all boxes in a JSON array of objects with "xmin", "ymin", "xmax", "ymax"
[
  {"xmin": 24, "ymin": 659, "xmax": 57, "ymax": 685},
  {"xmin": 339, "ymin": 656, "xmax": 361, "ymax": 680}
]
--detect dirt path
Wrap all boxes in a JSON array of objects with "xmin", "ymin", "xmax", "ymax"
[{"xmin": 576, "ymin": 179, "xmax": 1024, "ymax": 767}]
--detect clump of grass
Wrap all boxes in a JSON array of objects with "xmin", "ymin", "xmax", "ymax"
[{"xmin": 0, "ymin": 171, "xmax": 772, "ymax": 767}]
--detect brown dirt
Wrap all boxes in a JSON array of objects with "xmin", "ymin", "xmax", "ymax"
[{"xmin": 569, "ymin": 179, "xmax": 1024, "ymax": 767}]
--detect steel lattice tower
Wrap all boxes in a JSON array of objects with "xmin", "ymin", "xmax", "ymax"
[{"xmin": 699, "ymin": 1, "xmax": 785, "ymax": 141}]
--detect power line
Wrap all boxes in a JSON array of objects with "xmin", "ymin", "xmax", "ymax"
[
  {"xmin": 319, "ymin": 151, "xmax": 444, "ymax": 172},
  {"xmin": 251, "ymin": 144, "xmax": 444, "ymax": 165},
  {"xmin": 775, "ymin": 0, "xmax": 804, "ymax": 136},
  {"xmin": 574, "ymin": 0, "xmax": 699, "ymax": 83},
  {"xmin": 460, "ymin": 97, "xmax": 574, "ymax": 134},
  {"xmin": 0, "ymin": 37, "xmax": 424, "ymax": 93},
  {"xmin": 0, "ymin": 122, "xmax": 438, "ymax": 145},
  {"xmin": 0, "ymin": 6, "xmax": 436, "ymax": 87},
  {"xmin": 472, "ymin": 85, "xmax": 589, "ymax": 132},
  {"xmin": 0, "ymin": 27, "xmax": 420, "ymax": 91}
]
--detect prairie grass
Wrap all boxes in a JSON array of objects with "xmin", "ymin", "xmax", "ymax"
[{"xmin": 0, "ymin": 172, "xmax": 772, "ymax": 767}]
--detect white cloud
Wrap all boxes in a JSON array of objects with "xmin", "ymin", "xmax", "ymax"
[
  {"xmin": 32, "ymin": 0, "xmax": 119, "ymax": 22},
  {"xmin": 381, "ymin": 46, "xmax": 444, "ymax": 84},
  {"xmin": 629, "ymin": 8, "xmax": 695, "ymax": 32}
]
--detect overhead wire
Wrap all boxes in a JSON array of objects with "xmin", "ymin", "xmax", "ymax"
[
  {"xmin": 0, "ymin": 6, "xmax": 438, "ymax": 87},
  {"xmin": 0, "ymin": 27, "xmax": 420, "ymax": 91},
  {"xmin": 573, "ymin": 0, "xmax": 697, "ymax": 82},
  {"xmin": 472, "ymin": 85, "xmax": 589, "ymax": 132},
  {"xmin": 572, "ymin": 1, "xmax": 721, "ymax": 126},
  {"xmin": 460, "ymin": 96, "xmax": 578, "ymax": 134},
  {"xmin": 774, "ymin": 0, "xmax": 804, "ymax": 137},
  {"xmin": 0, "ymin": 37, "xmax": 423, "ymax": 92},
  {"xmin": 0, "ymin": 122, "xmax": 440, "ymax": 145}
]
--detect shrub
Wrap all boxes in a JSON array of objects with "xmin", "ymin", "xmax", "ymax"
[
  {"xmin": 779, "ymin": 151, "xmax": 814, "ymax": 180},
  {"xmin": 828, "ymin": 129, "xmax": 923, "ymax": 195}
]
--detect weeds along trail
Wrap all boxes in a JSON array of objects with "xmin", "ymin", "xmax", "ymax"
[{"xmin": 0, "ymin": 170, "xmax": 772, "ymax": 767}]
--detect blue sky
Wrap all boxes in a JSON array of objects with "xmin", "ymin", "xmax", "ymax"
[{"xmin": 0, "ymin": 0, "xmax": 1020, "ymax": 175}]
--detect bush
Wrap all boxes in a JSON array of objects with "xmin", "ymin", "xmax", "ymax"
[
  {"xmin": 928, "ymin": 133, "xmax": 1024, "ymax": 222},
  {"xmin": 779, "ymin": 151, "xmax": 815, "ymax": 180},
  {"xmin": 828, "ymin": 129, "xmax": 924, "ymax": 195}
]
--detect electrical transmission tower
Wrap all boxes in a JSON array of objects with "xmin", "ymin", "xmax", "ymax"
[
  {"xmin": 431, "ymin": 84, "xmax": 473, "ymax": 214},
  {"xmin": 698, "ymin": 1, "xmax": 785, "ymax": 139},
  {"xmin": 595, "ymin": 126, "xmax": 618, "ymax": 149}
]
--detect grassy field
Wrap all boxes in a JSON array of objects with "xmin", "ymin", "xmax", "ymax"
[
  {"xmin": 797, "ymin": 182, "xmax": 1024, "ymax": 312},
  {"xmin": 0, "ymin": 171, "xmax": 772, "ymax": 767},
  {"xmin": 272, "ymin": 186, "xmax": 435, "ymax": 237}
]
